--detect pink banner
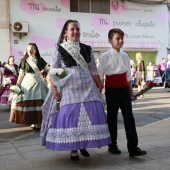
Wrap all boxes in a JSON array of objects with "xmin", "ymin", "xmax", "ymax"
[{"xmin": 82, "ymin": 41, "xmax": 160, "ymax": 49}]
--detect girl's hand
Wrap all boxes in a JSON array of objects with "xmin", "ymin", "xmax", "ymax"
[
  {"xmin": 52, "ymin": 88, "xmax": 61, "ymax": 101},
  {"xmin": 98, "ymin": 84, "xmax": 104, "ymax": 93}
]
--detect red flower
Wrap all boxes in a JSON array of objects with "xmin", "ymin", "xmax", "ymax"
[{"xmin": 147, "ymin": 81, "xmax": 154, "ymax": 88}]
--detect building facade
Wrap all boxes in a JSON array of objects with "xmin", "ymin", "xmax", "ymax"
[{"xmin": 0, "ymin": 0, "xmax": 169, "ymax": 64}]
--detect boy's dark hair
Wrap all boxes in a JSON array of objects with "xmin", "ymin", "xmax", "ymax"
[{"xmin": 108, "ymin": 28, "xmax": 124, "ymax": 39}]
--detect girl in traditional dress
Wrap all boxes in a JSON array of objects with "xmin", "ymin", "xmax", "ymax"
[
  {"xmin": 9, "ymin": 43, "xmax": 49, "ymax": 129},
  {"xmin": 0, "ymin": 56, "xmax": 19, "ymax": 106},
  {"xmin": 40, "ymin": 20, "xmax": 111, "ymax": 161}
]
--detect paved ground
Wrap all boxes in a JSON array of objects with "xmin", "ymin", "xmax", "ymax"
[
  {"xmin": 1, "ymin": 87, "xmax": 170, "ymax": 142},
  {"xmin": 0, "ymin": 87, "xmax": 170, "ymax": 169}
]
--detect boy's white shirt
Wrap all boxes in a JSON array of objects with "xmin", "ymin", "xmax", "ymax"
[{"xmin": 97, "ymin": 48, "xmax": 131, "ymax": 82}]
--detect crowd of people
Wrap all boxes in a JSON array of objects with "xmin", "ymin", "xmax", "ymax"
[
  {"xmin": 129, "ymin": 54, "xmax": 170, "ymax": 97},
  {"xmin": 2, "ymin": 20, "xmax": 170, "ymax": 161}
]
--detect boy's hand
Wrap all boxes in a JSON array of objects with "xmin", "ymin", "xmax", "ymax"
[{"xmin": 131, "ymin": 95, "xmax": 137, "ymax": 101}]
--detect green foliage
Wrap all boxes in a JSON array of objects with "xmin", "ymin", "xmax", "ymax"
[
  {"xmin": 56, "ymin": 70, "xmax": 67, "ymax": 79},
  {"xmin": 125, "ymin": 51, "xmax": 157, "ymax": 75},
  {"xmin": 125, "ymin": 51, "xmax": 157, "ymax": 67}
]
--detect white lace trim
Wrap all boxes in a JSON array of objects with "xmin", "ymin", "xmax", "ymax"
[
  {"xmin": 46, "ymin": 103, "xmax": 110, "ymax": 143},
  {"xmin": 67, "ymin": 40, "xmax": 80, "ymax": 52},
  {"xmin": 29, "ymin": 56, "xmax": 37, "ymax": 64}
]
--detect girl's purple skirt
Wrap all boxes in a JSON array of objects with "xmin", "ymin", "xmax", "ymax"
[{"xmin": 45, "ymin": 101, "xmax": 111, "ymax": 151}]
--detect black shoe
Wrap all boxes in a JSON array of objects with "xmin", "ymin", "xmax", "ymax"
[
  {"xmin": 80, "ymin": 149, "xmax": 90, "ymax": 157},
  {"xmin": 70, "ymin": 152, "xmax": 79, "ymax": 161},
  {"xmin": 129, "ymin": 147, "xmax": 147, "ymax": 157},
  {"xmin": 108, "ymin": 146, "xmax": 121, "ymax": 155}
]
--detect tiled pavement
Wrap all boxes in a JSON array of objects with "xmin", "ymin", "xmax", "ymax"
[
  {"xmin": 0, "ymin": 87, "xmax": 170, "ymax": 170},
  {"xmin": 1, "ymin": 118, "xmax": 170, "ymax": 170}
]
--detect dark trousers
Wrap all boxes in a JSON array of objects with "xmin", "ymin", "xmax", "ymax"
[
  {"xmin": 105, "ymin": 86, "xmax": 138, "ymax": 153},
  {"xmin": 160, "ymin": 70, "xmax": 165, "ymax": 86}
]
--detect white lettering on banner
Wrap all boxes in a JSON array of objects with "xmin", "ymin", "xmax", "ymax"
[
  {"xmin": 130, "ymin": 34, "xmax": 141, "ymax": 39},
  {"xmin": 142, "ymin": 34, "xmax": 155, "ymax": 39},
  {"xmin": 83, "ymin": 30, "xmax": 100, "ymax": 38},
  {"xmin": 28, "ymin": 3, "xmax": 61, "ymax": 12},
  {"xmin": 113, "ymin": 20, "xmax": 131, "ymax": 27},
  {"xmin": 42, "ymin": 6, "xmax": 61, "ymax": 12},
  {"xmin": 28, "ymin": 3, "xmax": 40, "ymax": 10},
  {"xmin": 112, "ymin": 19, "xmax": 156, "ymax": 30},
  {"xmin": 129, "ymin": 34, "xmax": 155, "ymax": 39},
  {"xmin": 82, "ymin": 41, "xmax": 160, "ymax": 48},
  {"xmin": 99, "ymin": 18, "xmax": 109, "ymax": 25},
  {"xmin": 135, "ymin": 20, "xmax": 155, "ymax": 29}
]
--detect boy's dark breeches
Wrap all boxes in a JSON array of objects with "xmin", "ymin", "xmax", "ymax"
[{"xmin": 105, "ymin": 86, "xmax": 138, "ymax": 152}]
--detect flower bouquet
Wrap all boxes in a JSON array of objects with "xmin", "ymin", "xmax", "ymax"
[
  {"xmin": 132, "ymin": 81, "xmax": 154, "ymax": 100},
  {"xmin": 3, "ymin": 77, "xmax": 12, "ymax": 87},
  {"xmin": 48, "ymin": 68, "xmax": 71, "ymax": 111},
  {"xmin": 8, "ymin": 85, "xmax": 21, "ymax": 104},
  {"xmin": 10, "ymin": 85, "xmax": 21, "ymax": 94}
]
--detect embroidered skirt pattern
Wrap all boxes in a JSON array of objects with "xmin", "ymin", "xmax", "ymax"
[{"xmin": 45, "ymin": 102, "xmax": 111, "ymax": 151}]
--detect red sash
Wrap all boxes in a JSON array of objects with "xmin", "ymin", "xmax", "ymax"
[{"xmin": 105, "ymin": 73, "xmax": 128, "ymax": 88}]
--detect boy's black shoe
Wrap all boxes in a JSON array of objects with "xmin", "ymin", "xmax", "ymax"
[
  {"xmin": 129, "ymin": 147, "xmax": 147, "ymax": 157},
  {"xmin": 108, "ymin": 146, "xmax": 121, "ymax": 154},
  {"xmin": 80, "ymin": 149, "xmax": 90, "ymax": 157}
]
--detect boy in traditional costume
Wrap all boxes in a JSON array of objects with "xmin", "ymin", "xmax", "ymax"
[{"xmin": 98, "ymin": 28, "xmax": 147, "ymax": 157}]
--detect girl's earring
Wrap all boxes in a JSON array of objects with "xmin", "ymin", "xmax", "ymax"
[{"xmin": 63, "ymin": 35, "xmax": 67, "ymax": 42}]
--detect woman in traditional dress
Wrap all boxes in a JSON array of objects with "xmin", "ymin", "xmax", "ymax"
[
  {"xmin": 9, "ymin": 43, "xmax": 49, "ymax": 129},
  {"xmin": 0, "ymin": 56, "xmax": 19, "ymax": 106},
  {"xmin": 135, "ymin": 52, "xmax": 145, "ymax": 98},
  {"xmin": 40, "ymin": 20, "xmax": 111, "ymax": 161}
]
